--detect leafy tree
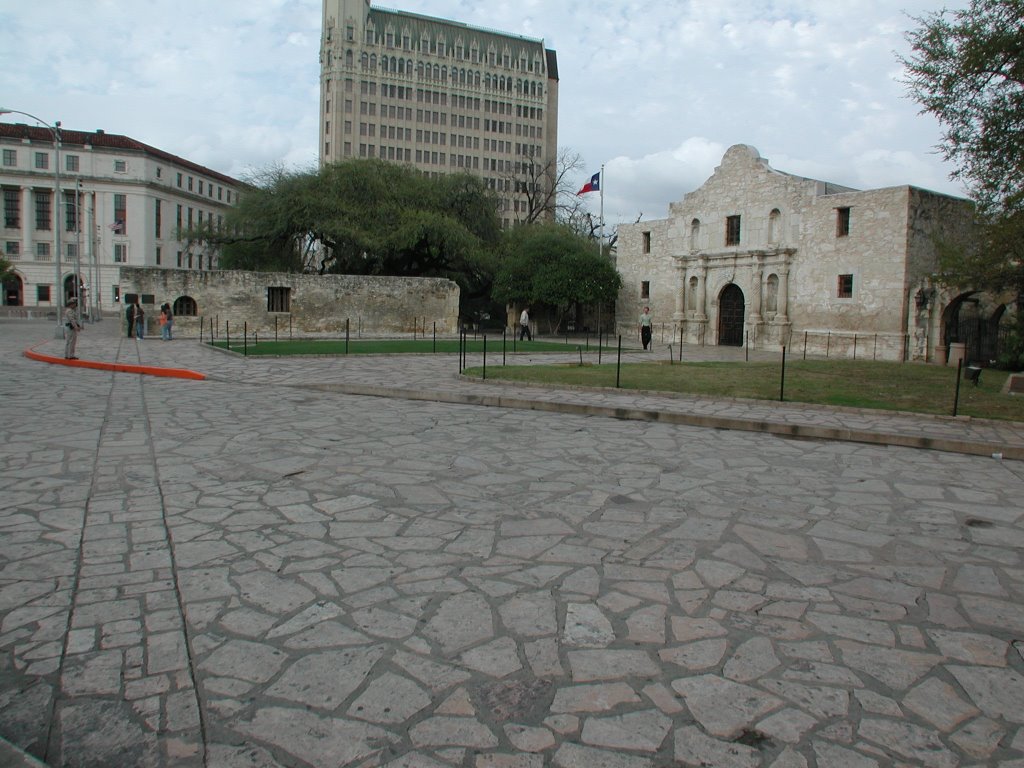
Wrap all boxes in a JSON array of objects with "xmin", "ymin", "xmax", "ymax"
[
  {"xmin": 209, "ymin": 159, "xmax": 503, "ymax": 309},
  {"xmin": 902, "ymin": 0, "xmax": 1024, "ymax": 365},
  {"xmin": 493, "ymin": 222, "xmax": 622, "ymax": 333},
  {"xmin": 0, "ymin": 255, "xmax": 13, "ymax": 285},
  {"xmin": 902, "ymin": 0, "xmax": 1024, "ymax": 213}
]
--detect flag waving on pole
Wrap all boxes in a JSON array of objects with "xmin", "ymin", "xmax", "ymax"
[{"xmin": 576, "ymin": 171, "xmax": 600, "ymax": 196}]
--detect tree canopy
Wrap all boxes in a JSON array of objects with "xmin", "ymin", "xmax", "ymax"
[
  {"xmin": 0, "ymin": 255, "xmax": 13, "ymax": 285},
  {"xmin": 902, "ymin": 0, "xmax": 1024, "ymax": 215},
  {"xmin": 902, "ymin": 0, "xmax": 1024, "ymax": 365},
  {"xmin": 213, "ymin": 159, "xmax": 502, "ymax": 301},
  {"xmin": 492, "ymin": 222, "xmax": 622, "ymax": 332}
]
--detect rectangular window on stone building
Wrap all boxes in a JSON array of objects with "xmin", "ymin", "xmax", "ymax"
[
  {"xmin": 641, "ymin": 281, "xmax": 650, "ymax": 300},
  {"xmin": 726, "ymin": 215, "xmax": 741, "ymax": 246},
  {"xmin": 267, "ymin": 286, "xmax": 291, "ymax": 313},
  {"xmin": 66, "ymin": 155, "xmax": 79, "ymax": 172},
  {"xmin": 114, "ymin": 244, "xmax": 127, "ymax": 263},
  {"xmin": 642, "ymin": 232, "xmax": 651, "ymax": 253},
  {"xmin": 35, "ymin": 152, "xmax": 48, "ymax": 170},
  {"xmin": 34, "ymin": 190, "xmax": 51, "ymax": 230},
  {"xmin": 37, "ymin": 285, "xmax": 50, "ymax": 303},
  {"xmin": 4, "ymin": 188, "xmax": 20, "ymax": 228},
  {"xmin": 836, "ymin": 207, "xmax": 851, "ymax": 237},
  {"xmin": 2, "ymin": 149, "xmax": 16, "ymax": 166},
  {"xmin": 837, "ymin": 273, "xmax": 853, "ymax": 299}
]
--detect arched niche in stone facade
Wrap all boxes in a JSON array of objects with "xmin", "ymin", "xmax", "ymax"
[{"xmin": 768, "ymin": 209, "xmax": 781, "ymax": 244}]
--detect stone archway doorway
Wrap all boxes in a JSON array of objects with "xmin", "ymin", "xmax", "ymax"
[
  {"xmin": 3, "ymin": 274, "xmax": 23, "ymax": 306},
  {"xmin": 718, "ymin": 283, "xmax": 745, "ymax": 346}
]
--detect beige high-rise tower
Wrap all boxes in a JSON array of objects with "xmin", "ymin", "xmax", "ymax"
[{"xmin": 320, "ymin": 0, "xmax": 559, "ymax": 227}]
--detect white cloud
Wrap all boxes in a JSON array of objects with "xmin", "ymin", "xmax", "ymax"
[{"xmin": 1, "ymin": 0, "xmax": 969, "ymax": 220}]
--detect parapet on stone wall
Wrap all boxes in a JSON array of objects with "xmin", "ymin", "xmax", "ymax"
[{"xmin": 119, "ymin": 268, "xmax": 460, "ymax": 336}]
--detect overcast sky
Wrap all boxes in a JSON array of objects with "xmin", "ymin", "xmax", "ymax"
[{"xmin": 1, "ymin": 0, "xmax": 968, "ymax": 226}]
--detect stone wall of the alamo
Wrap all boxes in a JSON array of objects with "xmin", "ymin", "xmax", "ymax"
[{"xmin": 119, "ymin": 268, "xmax": 460, "ymax": 336}]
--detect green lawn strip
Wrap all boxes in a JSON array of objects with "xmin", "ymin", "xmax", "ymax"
[
  {"xmin": 464, "ymin": 359, "xmax": 1024, "ymax": 422},
  {"xmin": 209, "ymin": 338, "xmax": 607, "ymax": 355}
]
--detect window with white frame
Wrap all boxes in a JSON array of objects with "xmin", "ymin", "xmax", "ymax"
[
  {"xmin": 114, "ymin": 159, "xmax": 127, "ymax": 173},
  {"xmin": 2, "ymin": 149, "xmax": 16, "ymax": 167},
  {"xmin": 114, "ymin": 243, "xmax": 127, "ymax": 263}
]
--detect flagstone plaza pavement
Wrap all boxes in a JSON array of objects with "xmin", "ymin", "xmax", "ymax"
[{"xmin": 2, "ymin": 317, "xmax": 1024, "ymax": 767}]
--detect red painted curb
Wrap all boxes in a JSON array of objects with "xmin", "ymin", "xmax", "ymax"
[{"xmin": 23, "ymin": 346, "xmax": 207, "ymax": 380}]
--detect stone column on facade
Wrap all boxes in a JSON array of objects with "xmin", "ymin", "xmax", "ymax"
[
  {"xmin": 696, "ymin": 257, "xmax": 708, "ymax": 321},
  {"xmin": 674, "ymin": 261, "xmax": 686, "ymax": 319},
  {"xmin": 776, "ymin": 266, "xmax": 790, "ymax": 321},
  {"xmin": 750, "ymin": 253, "xmax": 764, "ymax": 324}
]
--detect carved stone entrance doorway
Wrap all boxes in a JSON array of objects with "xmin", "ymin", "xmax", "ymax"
[{"xmin": 718, "ymin": 284, "xmax": 745, "ymax": 346}]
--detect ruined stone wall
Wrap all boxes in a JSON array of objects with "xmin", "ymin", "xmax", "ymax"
[{"xmin": 119, "ymin": 268, "xmax": 460, "ymax": 336}]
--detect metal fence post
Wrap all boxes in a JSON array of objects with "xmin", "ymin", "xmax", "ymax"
[
  {"xmin": 483, "ymin": 335, "xmax": 487, "ymax": 380},
  {"xmin": 616, "ymin": 335, "xmax": 622, "ymax": 388},
  {"xmin": 243, "ymin": 322, "xmax": 248, "ymax": 357},
  {"xmin": 803, "ymin": 331, "xmax": 807, "ymax": 360},
  {"xmin": 502, "ymin": 329, "xmax": 506, "ymax": 366},
  {"xmin": 953, "ymin": 358, "xmax": 963, "ymax": 417},
  {"xmin": 345, "ymin": 318, "xmax": 350, "ymax": 354},
  {"xmin": 780, "ymin": 346, "xmax": 787, "ymax": 401}
]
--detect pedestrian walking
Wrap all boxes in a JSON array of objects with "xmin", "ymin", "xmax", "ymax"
[
  {"xmin": 638, "ymin": 306, "xmax": 653, "ymax": 350},
  {"xmin": 125, "ymin": 302, "xmax": 135, "ymax": 338},
  {"xmin": 160, "ymin": 303, "xmax": 174, "ymax": 341},
  {"xmin": 519, "ymin": 307, "xmax": 532, "ymax": 342},
  {"xmin": 63, "ymin": 297, "xmax": 83, "ymax": 359}
]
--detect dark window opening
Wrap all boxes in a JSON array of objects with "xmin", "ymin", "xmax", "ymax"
[
  {"xmin": 173, "ymin": 296, "xmax": 198, "ymax": 316},
  {"xmin": 725, "ymin": 215, "xmax": 741, "ymax": 246},
  {"xmin": 837, "ymin": 274, "xmax": 853, "ymax": 298},
  {"xmin": 268, "ymin": 286, "xmax": 291, "ymax": 313},
  {"xmin": 640, "ymin": 281, "xmax": 650, "ymax": 300},
  {"xmin": 642, "ymin": 231, "xmax": 651, "ymax": 253},
  {"xmin": 836, "ymin": 207, "xmax": 851, "ymax": 237}
]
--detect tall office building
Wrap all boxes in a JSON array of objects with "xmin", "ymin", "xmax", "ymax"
[{"xmin": 320, "ymin": 0, "xmax": 559, "ymax": 227}]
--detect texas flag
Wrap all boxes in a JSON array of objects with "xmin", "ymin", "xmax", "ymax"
[{"xmin": 576, "ymin": 172, "xmax": 600, "ymax": 196}]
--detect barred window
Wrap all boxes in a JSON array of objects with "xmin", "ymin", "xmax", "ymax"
[
  {"xmin": 267, "ymin": 286, "xmax": 291, "ymax": 313},
  {"xmin": 725, "ymin": 215, "xmax": 741, "ymax": 246}
]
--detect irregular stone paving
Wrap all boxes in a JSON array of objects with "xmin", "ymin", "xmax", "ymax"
[{"xmin": 2, "ymin": 319, "xmax": 1024, "ymax": 767}]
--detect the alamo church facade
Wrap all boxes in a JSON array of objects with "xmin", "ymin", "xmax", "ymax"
[{"xmin": 616, "ymin": 144, "xmax": 1011, "ymax": 364}]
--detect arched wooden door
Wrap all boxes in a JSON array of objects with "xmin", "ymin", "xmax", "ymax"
[{"xmin": 718, "ymin": 284, "xmax": 745, "ymax": 346}]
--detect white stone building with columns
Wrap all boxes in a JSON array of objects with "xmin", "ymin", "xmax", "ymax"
[
  {"xmin": 615, "ymin": 144, "xmax": 1000, "ymax": 364},
  {"xmin": 1, "ymin": 122, "xmax": 241, "ymax": 317}
]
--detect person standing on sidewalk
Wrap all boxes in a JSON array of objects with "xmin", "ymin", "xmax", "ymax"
[
  {"xmin": 132, "ymin": 299, "xmax": 146, "ymax": 339},
  {"xmin": 638, "ymin": 306, "xmax": 653, "ymax": 350},
  {"xmin": 63, "ymin": 297, "xmax": 83, "ymax": 359},
  {"xmin": 160, "ymin": 303, "xmax": 174, "ymax": 341},
  {"xmin": 519, "ymin": 307, "xmax": 532, "ymax": 341}
]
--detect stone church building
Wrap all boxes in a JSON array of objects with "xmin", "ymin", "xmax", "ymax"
[{"xmin": 616, "ymin": 144, "xmax": 1009, "ymax": 364}]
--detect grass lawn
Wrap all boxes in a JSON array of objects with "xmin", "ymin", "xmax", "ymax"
[
  {"xmin": 209, "ymin": 337, "xmax": 607, "ymax": 356},
  {"xmin": 463, "ymin": 359, "xmax": 1024, "ymax": 422}
]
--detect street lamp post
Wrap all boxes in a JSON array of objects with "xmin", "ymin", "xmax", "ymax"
[{"xmin": 0, "ymin": 108, "xmax": 64, "ymax": 338}]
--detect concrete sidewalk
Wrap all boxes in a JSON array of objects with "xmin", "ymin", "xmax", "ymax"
[
  {"xmin": 3, "ymin": 318, "xmax": 1024, "ymax": 767},
  {"xmin": 24, "ymin": 319, "xmax": 1024, "ymax": 462}
]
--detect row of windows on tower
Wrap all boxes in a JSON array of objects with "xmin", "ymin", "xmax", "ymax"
[{"xmin": 325, "ymin": 24, "xmax": 545, "ymax": 74}]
